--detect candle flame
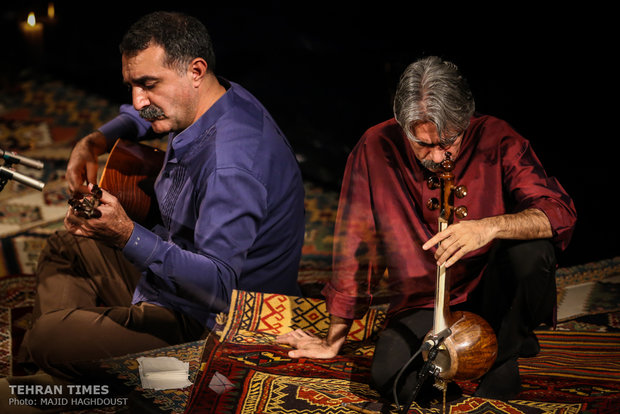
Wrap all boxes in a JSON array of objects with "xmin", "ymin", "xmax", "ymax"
[
  {"xmin": 48, "ymin": 3, "xmax": 55, "ymax": 19},
  {"xmin": 27, "ymin": 12, "xmax": 36, "ymax": 27}
]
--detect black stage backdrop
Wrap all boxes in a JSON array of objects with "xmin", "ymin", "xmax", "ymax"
[{"xmin": 1, "ymin": 1, "xmax": 616, "ymax": 267}]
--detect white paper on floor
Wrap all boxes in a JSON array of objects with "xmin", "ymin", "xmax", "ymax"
[{"xmin": 137, "ymin": 356, "xmax": 192, "ymax": 390}]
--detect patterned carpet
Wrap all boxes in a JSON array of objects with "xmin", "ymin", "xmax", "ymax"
[{"xmin": 96, "ymin": 290, "xmax": 619, "ymax": 414}]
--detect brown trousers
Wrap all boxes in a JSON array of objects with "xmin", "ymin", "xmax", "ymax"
[{"xmin": 21, "ymin": 230, "xmax": 205, "ymax": 380}]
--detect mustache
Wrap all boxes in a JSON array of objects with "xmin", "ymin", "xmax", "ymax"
[
  {"xmin": 139, "ymin": 105, "xmax": 166, "ymax": 120},
  {"xmin": 421, "ymin": 159, "xmax": 442, "ymax": 171}
]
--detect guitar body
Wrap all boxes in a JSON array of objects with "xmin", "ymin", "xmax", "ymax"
[{"xmin": 99, "ymin": 139, "xmax": 166, "ymax": 226}]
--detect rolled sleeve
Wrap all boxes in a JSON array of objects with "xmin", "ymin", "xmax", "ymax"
[
  {"xmin": 501, "ymin": 136, "xmax": 577, "ymax": 251},
  {"xmin": 526, "ymin": 190, "xmax": 577, "ymax": 251}
]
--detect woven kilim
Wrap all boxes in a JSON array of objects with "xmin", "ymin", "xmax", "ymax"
[
  {"xmin": 0, "ymin": 274, "xmax": 35, "ymax": 376},
  {"xmin": 518, "ymin": 331, "xmax": 620, "ymax": 413},
  {"xmin": 455, "ymin": 330, "xmax": 620, "ymax": 413},
  {"xmin": 184, "ymin": 290, "xmax": 383, "ymax": 413},
  {"xmin": 182, "ymin": 290, "xmax": 589, "ymax": 414},
  {"xmin": 72, "ymin": 289, "xmax": 620, "ymax": 413},
  {"xmin": 0, "ymin": 307, "xmax": 9, "ymax": 377},
  {"xmin": 220, "ymin": 290, "xmax": 385, "ymax": 355},
  {"xmin": 519, "ymin": 331, "xmax": 620, "ymax": 381}
]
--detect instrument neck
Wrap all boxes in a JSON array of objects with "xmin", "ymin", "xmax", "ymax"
[{"xmin": 433, "ymin": 217, "xmax": 452, "ymax": 333}]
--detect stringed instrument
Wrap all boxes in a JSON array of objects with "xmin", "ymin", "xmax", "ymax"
[
  {"xmin": 69, "ymin": 139, "xmax": 166, "ymax": 226},
  {"xmin": 422, "ymin": 152, "xmax": 497, "ymax": 382}
]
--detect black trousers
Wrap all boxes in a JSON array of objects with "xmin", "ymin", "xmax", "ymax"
[{"xmin": 370, "ymin": 239, "xmax": 557, "ymax": 403}]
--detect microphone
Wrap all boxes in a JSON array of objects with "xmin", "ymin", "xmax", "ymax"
[
  {"xmin": 0, "ymin": 166, "xmax": 45, "ymax": 191},
  {"xmin": 421, "ymin": 327, "xmax": 452, "ymax": 351},
  {"xmin": 1, "ymin": 149, "xmax": 45, "ymax": 170}
]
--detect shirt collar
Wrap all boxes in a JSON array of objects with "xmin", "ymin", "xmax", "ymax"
[{"xmin": 167, "ymin": 77, "xmax": 234, "ymax": 161}]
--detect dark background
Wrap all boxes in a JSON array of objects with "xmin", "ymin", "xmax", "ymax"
[{"xmin": 1, "ymin": 1, "xmax": 617, "ymax": 267}]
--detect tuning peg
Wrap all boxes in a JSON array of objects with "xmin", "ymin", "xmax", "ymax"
[
  {"xmin": 455, "ymin": 185, "xmax": 467, "ymax": 198},
  {"xmin": 427, "ymin": 198, "xmax": 439, "ymax": 210},
  {"xmin": 427, "ymin": 175, "xmax": 440, "ymax": 190},
  {"xmin": 441, "ymin": 159, "xmax": 455, "ymax": 172},
  {"xmin": 455, "ymin": 206, "xmax": 468, "ymax": 219}
]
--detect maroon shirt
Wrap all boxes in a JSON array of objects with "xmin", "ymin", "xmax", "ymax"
[{"xmin": 323, "ymin": 115, "xmax": 577, "ymax": 320}]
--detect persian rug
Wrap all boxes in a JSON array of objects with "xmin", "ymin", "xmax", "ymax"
[
  {"xmin": 97, "ymin": 292, "xmax": 386, "ymax": 413},
  {"xmin": 11, "ymin": 290, "xmax": 614, "ymax": 413},
  {"xmin": 183, "ymin": 291, "xmax": 385, "ymax": 414},
  {"xmin": 457, "ymin": 330, "xmax": 620, "ymax": 413},
  {"xmin": 297, "ymin": 183, "xmax": 338, "ymax": 298},
  {"xmin": 0, "ymin": 307, "xmax": 10, "ymax": 379},
  {"xmin": 0, "ymin": 273, "xmax": 36, "ymax": 377},
  {"xmin": 177, "ymin": 290, "xmax": 619, "ymax": 414}
]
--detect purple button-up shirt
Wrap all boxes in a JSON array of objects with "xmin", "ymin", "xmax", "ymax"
[{"xmin": 99, "ymin": 80, "xmax": 304, "ymax": 328}]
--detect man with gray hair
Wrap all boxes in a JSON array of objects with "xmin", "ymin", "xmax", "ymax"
[{"xmin": 277, "ymin": 56, "xmax": 576, "ymax": 403}]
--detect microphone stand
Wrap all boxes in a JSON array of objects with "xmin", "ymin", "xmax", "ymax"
[
  {"xmin": 0, "ymin": 153, "xmax": 46, "ymax": 192},
  {"xmin": 0, "ymin": 166, "xmax": 12, "ymax": 193},
  {"xmin": 393, "ymin": 328, "xmax": 451, "ymax": 414}
]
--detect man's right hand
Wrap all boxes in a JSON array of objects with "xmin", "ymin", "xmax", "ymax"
[{"xmin": 65, "ymin": 131, "xmax": 108, "ymax": 195}]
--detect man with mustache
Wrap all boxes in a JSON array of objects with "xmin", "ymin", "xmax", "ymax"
[
  {"xmin": 277, "ymin": 56, "xmax": 577, "ymax": 403},
  {"xmin": 21, "ymin": 11, "xmax": 305, "ymax": 381},
  {"xmin": 138, "ymin": 104, "xmax": 165, "ymax": 121}
]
